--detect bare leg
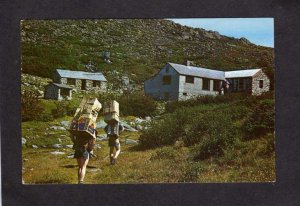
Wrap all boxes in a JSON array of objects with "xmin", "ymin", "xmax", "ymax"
[
  {"xmin": 109, "ymin": 146, "xmax": 114, "ymax": 163},
  {"xmin": 77, "ymin": 157, "xmax": 89, "ymax": 183},
  {"xmin": 114, "ymin": 139, "xmax": 121, "ymax": 159}
]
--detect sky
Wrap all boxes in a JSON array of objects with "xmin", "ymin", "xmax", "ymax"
[{"xmin": 169, "ymin": 18, "xmax": 274, "ymax": 48}]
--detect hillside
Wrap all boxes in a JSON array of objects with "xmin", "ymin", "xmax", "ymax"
[{"xmin": 21, "ymin": 19, "xmax": 274, "ymax": 85}]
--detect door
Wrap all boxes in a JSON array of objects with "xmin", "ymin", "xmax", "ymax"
[{"xmin": 81, "ymin": 80, "xmax": 86, "ymax": 90}]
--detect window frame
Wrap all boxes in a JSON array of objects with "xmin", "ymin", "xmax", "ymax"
[
  {"xmin": 259, "ymin": 80, "xmax": 264, "ymax": 88},
  {"xmin": 93, "ymin": 80, "xmax": 101, "ymax": 87},
  {"xmin": 67, "ymin": 78, "xmax": 76, "ymax": 85},
  {"xmin": 202, "ymin": 78, "xmax": 210, "ymax": 90},
  {"xmin": 213, "ymin": 80, "xmax": 220, "ymax": 91},
  {"xmin": 185, "ymin": 75, "xmax": 195, "ymax": 84},
  {"xmin": 162, "ymin": 75, "xmax": 172, "ymax": 85}
]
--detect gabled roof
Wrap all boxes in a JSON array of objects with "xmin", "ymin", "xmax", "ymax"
[
  {"xmin": 51, "ymin": 83, "xmax": 73, "ymax": 89},
  {"xmin": 225, "ymin": 69, "xmax": 261, "ymax": 78},
  {"xmin": 56, "ymin": 69, "xmax": 107, "ymax": 81},
  {"xmin": 168, "ymin": 62, "xmax": 225, "ymax": 80}
]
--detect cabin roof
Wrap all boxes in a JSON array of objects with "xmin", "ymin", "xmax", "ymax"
[
  {"xmin": 168, "ymin": 62, "xmax": 225, "ymax": 80},
  {"xmin": 56, "ymin": 69, "xmax": 107, "ymax": 81},
  {"xmin": 225, "ymin": 69, "xmax": 261, "ymax": 78}
]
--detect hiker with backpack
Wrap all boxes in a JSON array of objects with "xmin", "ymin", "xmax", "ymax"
[
  {"xmin": 71, "ymin": 130, "xmax": 97, "ymax": 184},
  {"xmin": 104, "ymin": 121, "xmax": 124, "ymax": 165}
]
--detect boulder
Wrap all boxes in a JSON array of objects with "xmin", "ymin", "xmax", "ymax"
[
  {"xmin": 96, "ymin": 120, "xmax": 107, "ymax": 129},
  {"xmin": 52, "ymin": 144, "xmax": 63, "ymax": 149},
  {"xmin": 136, "ymin": 125, "xmax": 143, "ymax": 130},
  {"xmin": 32, "ymin": 145, "xmax": 38, "ymax": 149},
  {"xmin": 97, "ymin": 135, "xmax": 108, "ymax": 141},
  {"xmin": 22, "ymin": 138, "xmax": 27, "ymax": 145},
  {"xmin": 50, "ymin": 126, "xmax": 66, "ymax": 130},
  {"xmin": 60, "ymin": 121, "xmax": 69, "ymax": 127},
  {"xmin": 125, "ymin": 139, "xmax": 139, "ymax": 145},
  {"xmin": 50, "ymin": 151, "xmax": 65, "ymax": 155}
]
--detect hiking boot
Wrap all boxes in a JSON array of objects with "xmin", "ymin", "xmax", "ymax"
[{"xmin": 111, "ymin": 158, "xmax": 116, "ymax": 165}]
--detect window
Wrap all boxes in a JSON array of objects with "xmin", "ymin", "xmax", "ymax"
[
  {"xmin": 244, "ymin": 78, "xmax": 251, "ymax": 91},
  {"xmin": 238, "ymin": 78, "xmax": 244, "ymax": 91},
  {"xmin": 67, "ymin": 78, "xmax": 76, "ymax": 85},
  {"xmin": 166, "ymin": 67, "xmax": 169, "ymax": 73},
  {"xmin": 61, "ymin": 88, "xmax": 69, "ymax": 96},
  {"xmin": 233, "ymin": 79, "xmax": 239, "ymax": 92},
  {"xmin": 259, "ymin": 80, "xmax": 264, "ymax": 88},
  {"xmin": 93, "ymin": 81, "xmax": 100, "ymax": 87},
  {"xmin": 213, "ymin": 80, "xmax": 220, "ymax": 91},
  {"xmin": 202, "ymin": 78, "xmax": 210, "ymax": 90},
  {"xmin": 162, "ymin": 75, "xmax": 172, "ymax": 85},
  {"xmin": 185, "ymin": 76, "xmax": 194, "ymax": 84}
]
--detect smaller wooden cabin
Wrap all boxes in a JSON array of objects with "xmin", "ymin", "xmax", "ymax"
[{"xmin": 44, "ymin": 83, "xmax": 73, "ymax": 100}]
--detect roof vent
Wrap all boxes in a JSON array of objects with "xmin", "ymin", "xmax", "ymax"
[{"xmin": 186, "ymin": 60, "xmax": 194, "ymax": 66}]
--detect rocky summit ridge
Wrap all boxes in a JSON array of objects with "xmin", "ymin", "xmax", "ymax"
[{"xmin": 21, "ymin": 19, "xmax": 274, "ymax": 86}]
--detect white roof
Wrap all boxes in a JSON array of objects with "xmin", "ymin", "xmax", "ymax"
[
  {"xmin": 56, "ymin": 69, "xmax": 107, "ymax": 81},
  {"xmin": 168, "ymin": 63, "xmax": 225, "ymax": 80},
  {"xmin": 225, "ymin": 69, "xmax": 261, "ymax": 78}
]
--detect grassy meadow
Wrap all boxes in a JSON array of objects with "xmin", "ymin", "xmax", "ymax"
[{"xmin": 22, "ymin": 92, "xmax": 275, "ymax": 184}]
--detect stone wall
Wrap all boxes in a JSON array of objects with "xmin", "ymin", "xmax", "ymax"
[
  {"xmin": 60, "ymin": 77, "xmax": 107, "ymax": 93},
  {"xmin": 251, "ymin": 70, "xmax": 270, "ymax": 95}
]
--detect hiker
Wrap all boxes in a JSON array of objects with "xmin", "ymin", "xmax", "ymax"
[
  {"xmin": 71, "ymin": 130, "xmax": 97, "ymax": 184},
  {"xmin": 104, "ymin": 121, "xmax": 124, "ymax": 165}
]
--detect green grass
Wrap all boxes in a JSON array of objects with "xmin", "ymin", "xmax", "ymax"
[{"xmin": 22, "ymin": 94, "xmax": 275, "ymax": 184}]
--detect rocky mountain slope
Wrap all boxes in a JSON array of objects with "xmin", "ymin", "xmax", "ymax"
[{"xmin": 21, "ymin": 19, "xmax": 274, "ymax": 85}]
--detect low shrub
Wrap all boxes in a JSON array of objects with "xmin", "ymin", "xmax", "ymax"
[
  {"xmin": 139, "ymin": 108, "xmax": 193, "ymax": 148},
  {"xmin": 180, "ymin": 162, "xmax": 207, "ymax": 182},
  {"xmin": 51, "ymin": 100, "xmax": 77, "ymax": 118},
  {"xmin": 150, "ymin": 147, "xmax": 177, "ymax": 160},
  {"xmin": 21, "ymin": 89, "xmax": 44, "ymax": 121},
  {"xmin": 244, "ymin": 99, "xmax": 274, "ymax": 138},
  {"xmin": 165, "ymin": 93, "xmax": 250, "ymax": 113},
  {"xmin": 118, "ymin": 92, "xmax": 157, "ymax": 117}
]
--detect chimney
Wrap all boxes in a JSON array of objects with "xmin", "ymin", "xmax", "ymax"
[{"xmin": 186, "ymin": 60, "xmax": 193, "ymax": 66}]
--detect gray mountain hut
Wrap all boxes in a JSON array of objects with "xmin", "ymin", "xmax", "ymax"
[
  {"xmin": 44, "ymin": 83, "xmax": 73, "ymax": 100},
  {"xmin": 44, "ymin": 69, "xmax": 107, "ymax": 100},
  {"xmin": 144, "ymin": 62, "xmax": 270, "ymax": 101}
]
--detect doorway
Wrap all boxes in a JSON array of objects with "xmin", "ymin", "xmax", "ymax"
[{"xmin": 81, "ymin": 80, "xmax": 86, "ymax": 90}]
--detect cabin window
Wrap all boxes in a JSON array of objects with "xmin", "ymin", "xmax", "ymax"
[
  {"xmin": 67, "ymin": 78, "xmax": 76, "ymax": 85},
  {"xmin": 233, "ymin": 79, "xmax": 239, "ymax": 92},
  {"xmin": 162, "ymin": 75, "xmax": 172, "ymax": 85},
  {"xmin": 93, "ymin": 81, "xmax": 100, "ymax": 87},
  {"xmin": 61, "ymin": 88, "xmax": 70, "ymax": 96},
  {"xmin": 239, "ymin": 78, "xmax": 244, "ymax": 91},
  {"xmin": 213, "ymin": 80, "xmax": 220, "ymax": 91},
  {"xmin": 202, "ymin": 78, "xmax": 210, "ymax": 90},
  {"xmin": 244, "ymin": 78, "xmax": 251, "ymax": 91},
  {"xmin": 259, "ymin": 80, "xmax": 264, "ymax": 88},
  {"xmin": 185, "ymin": 76, "xmax": 194, "ymax": 84}
]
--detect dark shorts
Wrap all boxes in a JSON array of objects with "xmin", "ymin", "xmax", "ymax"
[
  {"xmin": 108, "ymin": 135, "xmax": 120, "ymax": 149},
  {"xmin": 74, "ymin": 148, "xmax": 89, "ymax": 160}
]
